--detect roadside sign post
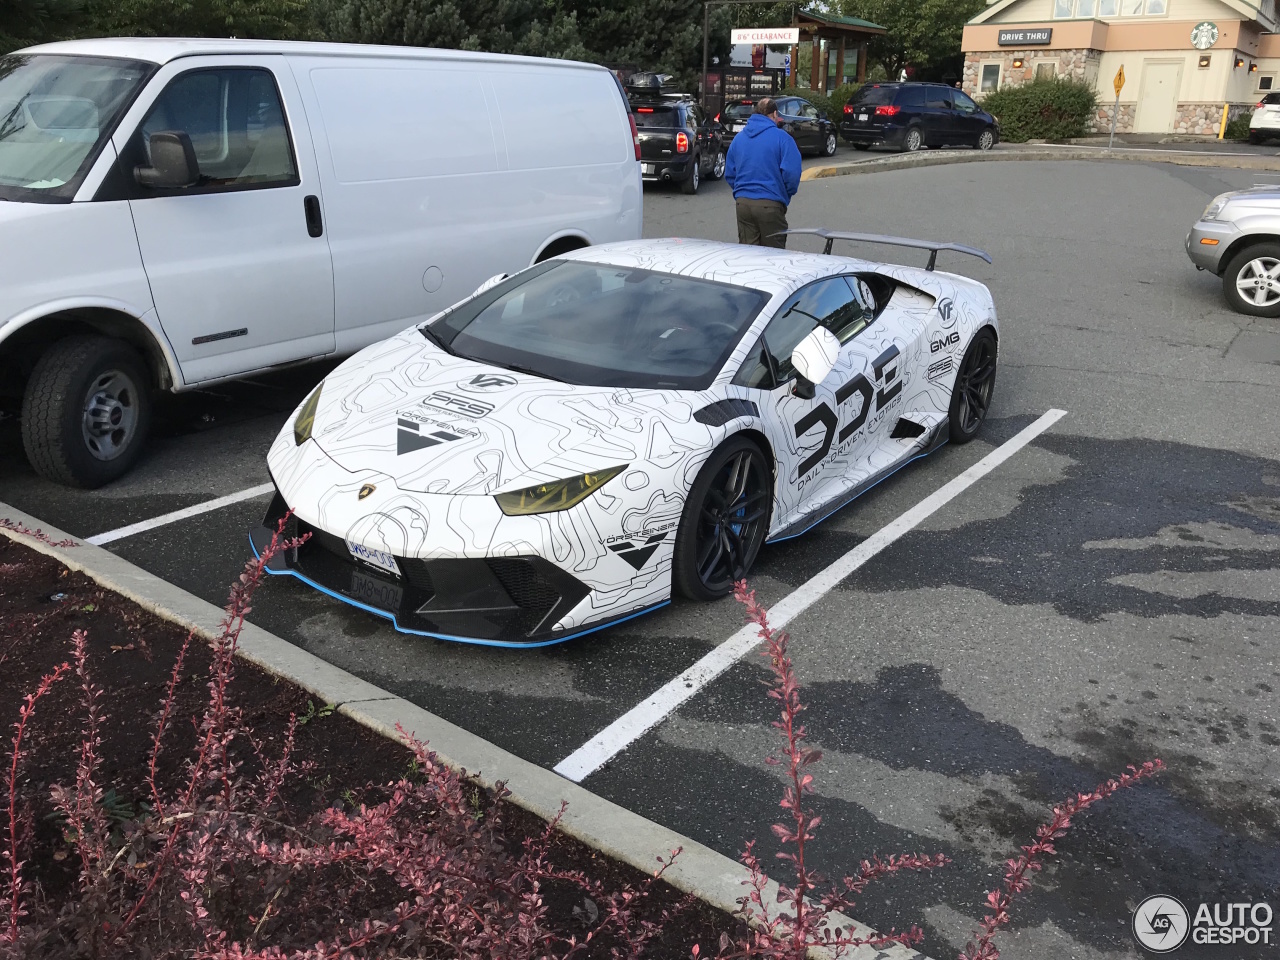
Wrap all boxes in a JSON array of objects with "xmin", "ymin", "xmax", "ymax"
[
  {"xmin": 1109, "ymin": 65, "xmax": 1125, "ymax": 149},
  {"xmin": 1218, "ymin": 102, "xmax": 1230, "ymax": 140}
]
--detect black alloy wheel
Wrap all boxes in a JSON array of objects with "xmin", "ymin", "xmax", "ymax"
[
  {"xmin": 948, "ymin": 328, "xmax": 997, "ymax": 444},
  {"xmin": 681, "ymin": 155, "xmax": 700, "ymax": 194},
  {"xmin": 673, "ymin": 437, "xmax": 772, "ymax": 600}
]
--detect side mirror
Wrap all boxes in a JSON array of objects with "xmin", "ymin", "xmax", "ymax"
[
  {"xmin": 473, "ymin": 273, "xmax": 508, "ymax": 297},
  {"xmin": 789, "ymin": 326, "xmax": 839, "ymax": 399},
  {"xmin": 134, "ymin": 131, "xmax": 199, "ymax": 188}
]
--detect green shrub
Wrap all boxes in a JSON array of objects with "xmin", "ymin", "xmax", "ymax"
[
  {"xmin": 790, "ymin": 86, "xmax": 833, "ymax": 118},
  {"xmin": 1225, "ymin": 111, "xmax": 1253, "ymax": 140},
  {"xmin": 980, "ymin": 77, "xmax": 1097, "ymax": 142},
  {"xmin": 827, "ymin": 82, "xmax": 861, "ymax": 117}
]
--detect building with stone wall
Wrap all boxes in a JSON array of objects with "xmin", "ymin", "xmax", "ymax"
[{"xmin": 961, "ymin": 0, "xmax": 1280, "ymax": 135}]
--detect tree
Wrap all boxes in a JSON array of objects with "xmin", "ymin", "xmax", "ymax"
[
  {"xmin": 837, "ymin": 0, "xmax": 986, "ymax": 82},
  {"xmin": 79, "ymin": 0, "xmax": 308, "ymax": 40},
  {"xmin": 0, "ymin": 0, "xmax": 82, "ymax": 52}
]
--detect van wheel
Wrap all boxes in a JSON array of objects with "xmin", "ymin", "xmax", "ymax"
[
  {"xmin": 977, "ymin": 128, "xmax": 996, "ymax": 151},
  {"xmin": 681, "ymin": 156, "xmax": 700, "ymax": 194},
  {"xmin": 901, "ymin": 127, "xmax": 923, "ymax": 153},
  {"xmin": 21, "ymin": 336, "xmax": 153, "ymax": 488}
]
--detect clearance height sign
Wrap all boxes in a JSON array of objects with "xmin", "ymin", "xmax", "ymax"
[{"xmin": 730, "ymin": 27, "xmax": 800, "ymax": 44}]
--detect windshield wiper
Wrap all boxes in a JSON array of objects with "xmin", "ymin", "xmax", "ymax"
[{"xmin": 418, "ymin": 323, "xmax": 455, "ymax": 356}]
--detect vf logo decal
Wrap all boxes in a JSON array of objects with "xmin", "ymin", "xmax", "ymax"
[
  {"xmin": 794, "ymin": 345, "xmax": 902, "ymax": 479},
  {"xmin": 937, "ymin": 297, "xmax": 955, "ymax": 323},
  {"xmin": 457, "ymin": 373, "xmax": 518, "ymax": 393}
]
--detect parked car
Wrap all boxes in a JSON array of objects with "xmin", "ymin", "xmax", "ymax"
[
  {"xmin": 626, "ymin": 73, "xmax": 725, "ymax": 194},
  {"xmin": 720, "ymin": 96, "xmax": 838, "ymax": 157},
  {"xmin": 840, "ymin": 82, "xmax": 999, "ymax": 153},
  {"xmin": 0, "ymin": 39, "xmax": 641, "ymax": 488},
  {"xmin": 1248, "ymin": 92, "xmax": 1280, "ymax": 143},
  {"xmin": 255, "ymin": 233, "xmax": 998, "ymax": 646},
  {"xmin": 1186, "ymin": 186, "xmax": 1280, "ymax": 316}
]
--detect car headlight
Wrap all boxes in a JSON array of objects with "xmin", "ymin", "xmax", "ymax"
[
  {"xmin": 1202, "ymin": 197, "xmax": 1229, "ymax": 221},
  {"xmin": 495, "ymin": 465, "xmax": 627, "ymax": 516},
  {"xmin": 293, "ymin": 383, "xmax": 322, "ymax": 446}
]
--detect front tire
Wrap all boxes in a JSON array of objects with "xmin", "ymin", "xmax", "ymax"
[
  {"xmin": 21, "ymin": 335, "xmax": 153, "ymax": 488},
  {"xmin": 681, "ymin": 156, "xmax": 701, "ymax": 194},
  {"xmin": 1223, "ymin": 242, "xmax": 1280, "ymax": 317},
  {"xmin": 948, "ymin": 328, "xmax": 997, "ymax": 444},
  {"xmin": 710, "ymin": 149, "xmax": 726, "ymax": 180},
  {"xmin": 823, "ymin": 131, "xmax": 838, "ymax": 156},
  {"xmin": 901, "ymin": 127, "xmax": 923, "ymax": 153},
  {"xmin": 673, "ymin": 437, "xmax": 772, "ymax": 601}
]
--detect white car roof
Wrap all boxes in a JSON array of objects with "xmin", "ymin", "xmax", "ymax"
[
  {"xmin": 563, "ymin": 238, "xmax": 882, "ymax": 298},
  {"xmin": 16, "ymin": 37, "xmax": 606, "ymax": 73}
]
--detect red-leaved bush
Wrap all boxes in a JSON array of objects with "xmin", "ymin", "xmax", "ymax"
[
  {"xmin": 717, "ymin": 583, "xmax": 1164, "ymax": 960},
  {"xmin": 1, "ymin": 522, "xmax": 682, "ymax": 959}
]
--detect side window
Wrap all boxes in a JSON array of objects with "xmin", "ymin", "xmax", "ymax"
[
  {"xmin": 925, "ymin": 88, "xmax": 952, "ymax": 109},
  {"xmin": 953, "ymin": 90, "xmax": 979, "ymax": 114},
  {"xmin": 134, "ymin": 68, "xmax": 298, "ymax": 191},
  {"xmin": 896, "ymin": 86, "xmax": 926, "ymax": 109},
  {"xmin": 732, "ymin": 278, "xmax": 868, "ymax": 388},
  {"xmin": 799, "ymin": 102, "xmax": 820, "ymax": 119},
  {"xmin": 685, "ymin": 105, "xmax": 700, "ymax": 130}
]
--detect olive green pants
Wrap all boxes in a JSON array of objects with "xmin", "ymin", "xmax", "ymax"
[{"xmin": 735, "ymin": 198, "xmax": 789, "ymax": 248}]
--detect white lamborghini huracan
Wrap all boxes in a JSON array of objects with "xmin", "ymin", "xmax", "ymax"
[{"xmin": 251, "ymin": 233, "xmax": 998, "ymax": 646}]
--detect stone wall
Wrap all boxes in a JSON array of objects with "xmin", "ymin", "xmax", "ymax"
[
  {"xmin": 1172, "ymin": 101, "xmax": 1252, "ymax": 134},
  {"xmin": 1091, "ymin": 101, "xmax": 1136, "ymax": 133},
  {"xmin": 963, "ymin": 48, "xmax": 1101, "ymax": 97}
]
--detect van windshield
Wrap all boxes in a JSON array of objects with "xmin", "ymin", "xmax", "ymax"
[{"xmin": 0, "ymin": 54, "xmax": 152, "ymax": 203}]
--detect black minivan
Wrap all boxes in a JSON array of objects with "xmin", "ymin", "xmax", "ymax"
[{"xmin": 840, "ymin": 83, "xmax": 999, "ymax": 153}]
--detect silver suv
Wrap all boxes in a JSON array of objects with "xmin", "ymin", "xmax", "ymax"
[{"xmin": 1187, "ymin": 186, "xmax": 1280, "ymax": 316}]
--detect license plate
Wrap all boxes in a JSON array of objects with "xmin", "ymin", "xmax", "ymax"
[
  {"xmin": 858, "ymin": 113, "xmax": 869, "ymax": 122},
  {"xmin": 346, "ymin": 539, "xmax": 399, "ymax": 576},
  {"xmin": 349, "ymin": 569, "xmax": 403, "ymax": 611},
  {"xmin": 642, "ymin": 163, "xmax": 654, "ymax": 174}
]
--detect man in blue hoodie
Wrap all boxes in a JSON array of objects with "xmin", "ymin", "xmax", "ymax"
[{"xmin": 724, "ymin": 98, "xmax": 802, "ymax": 248}]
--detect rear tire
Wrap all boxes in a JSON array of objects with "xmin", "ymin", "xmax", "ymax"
[
  {"xmin": 948, "ymin": 328, "xmax": 997, "ymax": 444},
  {"xmin": 681, "ymin": 156, "xmax": 701, "ymax": 194},
  {"xmin": 977, "ymin": 128, "xmax": 996, "ymax": 151},
  {"xmin": 21, "ymin": 335, "xmax": 153, "ymax": 488},
  {"xmin": 901, "ymin": 127, "xmax": 923, "ymax": 153},
  {"xmin": 823, "ymin": 131, "xmax": 838, "ymax": 156},
  {"xmin": 672, "ymin": 437, "xmax": 772, "ymax": 601},
  {"xmin": 710, "ymin": 149, "xmax": 726, "ymax": 180},
  {"xmin": 1248, "ymin": 130, "xmax": 1263, "ymax": 145}
]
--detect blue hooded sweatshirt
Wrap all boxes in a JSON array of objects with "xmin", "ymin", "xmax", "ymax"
[{"xmin": 724, "ymin": 113, "xmax": 802, "ymax": 206}]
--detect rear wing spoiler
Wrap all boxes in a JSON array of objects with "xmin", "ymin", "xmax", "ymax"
[{"xmin": 781, "ymin": 229, "xmax": 992, "ymax": 272}]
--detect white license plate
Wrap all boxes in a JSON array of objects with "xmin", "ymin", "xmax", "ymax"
[
  {"xmin": 346, "ymin": 539, "xmax": 399, "ymax": 576},
  {"xmin": 642, "ymin": 163, "xmax": 654, "ymax": 174},
  {"xmin": 858, "ymin": 113, "xmax": 869, "ymax": 122},
  {"xmin": 349, "ymin": 569, "xmax": 403, "ymax": 610}
]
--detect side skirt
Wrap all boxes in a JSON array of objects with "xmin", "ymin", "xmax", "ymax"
[{"xmin": 766, "ymin": 426, "xmax": 947, "ymax": 544}]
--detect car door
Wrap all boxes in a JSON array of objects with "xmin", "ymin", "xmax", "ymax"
[
  {"xmin": 733, "ymin": 277, "xmax": 878, "ymax": 528},
  {"xmin": 950, "ymin": 89, "xmax": 986, "ymax": 144},
  {"xmin": 776, "ymin": 98, "xmax": 813, "ymax": 152},
  {"xmin": 114, "ymin": 57, "xmax": 335, "ymax": 385},
  {"xmin": 922, "ymin": 86, "xmax": 956, "ymax": 145},
  {"xmin": 795, "ymin": 100, "xmax": 824, "ymax": 150}
]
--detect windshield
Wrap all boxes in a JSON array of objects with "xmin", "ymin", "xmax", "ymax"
[
  {"xmin": 0, "ymin": 54, "xmax": 152, "ymax": 202},
  {"xmin": 426, "ymin": 260, "xmax": 770, "ymax": 390},
  {"xmin": 724, "ymin": 102, "xmax": 755, "ymax": 120},
  {"xmin": 851, "ymin": 85, "xmax": 896, "ymax": 106}
]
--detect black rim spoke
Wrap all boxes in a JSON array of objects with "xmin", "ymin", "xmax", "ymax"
[{"xmin": 696, "ymin": 451, "xmax": 768, "ymax": 589}]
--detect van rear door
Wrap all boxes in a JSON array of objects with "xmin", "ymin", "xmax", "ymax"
[{"xmin": 112, "ymin": 56, "xmax": 335, "ymax": 384}]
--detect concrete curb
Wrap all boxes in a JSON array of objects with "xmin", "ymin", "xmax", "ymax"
[
  {"xmin": 801, "ymin": 144, "xmax": 1280, "ymax": 181},
  {"xmin": 0, "ymin": 502, "xmax": 927, "ymax": 960}
]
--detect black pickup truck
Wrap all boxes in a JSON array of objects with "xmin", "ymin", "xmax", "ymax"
[{"xmin": 626, "ymin": 74, "xmax": 725, "ymax": 195}]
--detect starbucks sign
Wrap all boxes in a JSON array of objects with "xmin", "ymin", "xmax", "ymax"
[{"xmin": 1190, "ymin": 21, "xmax": 1219, "ymax": 50}]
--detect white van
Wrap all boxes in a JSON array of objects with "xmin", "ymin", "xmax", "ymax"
[{"xmin": 0, "ymin": 39, "xmax": 642, "ymax": 486}]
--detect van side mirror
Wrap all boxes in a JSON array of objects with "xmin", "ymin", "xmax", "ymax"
[
  {"xmin": 789, "ymin": 326, "xmax": 839, "ymax": 399},
  {"xmin": 134, "ymin": 131, "xmax": 199, "ymax": 189}
]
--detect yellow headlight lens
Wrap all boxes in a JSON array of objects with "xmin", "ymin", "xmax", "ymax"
[
  {"xmin": 495, "ymin": 465, "xmax": 627, "ymax": 516},
  {"xmin": 293, "ymin": 383, "xmax": 322, "ymax": 446}
]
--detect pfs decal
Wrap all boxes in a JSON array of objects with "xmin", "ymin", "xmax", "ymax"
[{"xmin": 421, "ymin": 391, "xmax": 494, "ymax": 419}]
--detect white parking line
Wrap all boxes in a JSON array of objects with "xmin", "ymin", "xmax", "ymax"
[
  {"xmin": 86, "ymin": 482, "xmax": 275, "ymax": 546},
  {"xmin": 554, "ymin": 409, "xmax": 1069, "ymax": 783}
]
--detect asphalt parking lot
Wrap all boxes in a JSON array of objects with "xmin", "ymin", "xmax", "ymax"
[{"xmin": 3, "ymin": 158, "xmax": 1279, "ymax": 959}]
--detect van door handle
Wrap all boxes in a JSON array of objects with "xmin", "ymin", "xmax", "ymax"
[{"xmin": 303, "ymin": 195, "xmax": 323, "ymax": 238}]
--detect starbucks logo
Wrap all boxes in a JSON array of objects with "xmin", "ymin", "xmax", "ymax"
[{"xmin": 1190, "ymin": 21, "xmax": 1219, "ymax": 50}]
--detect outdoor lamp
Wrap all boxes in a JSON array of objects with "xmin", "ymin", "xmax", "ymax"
[
  {"xmin": 1251, "ymin": 62, "xmax": 1259, "ymax": 72},
  {"xmin": 1199, "ymin": 55, "xmax": 1211, "ymax": 68},
  {"xmin": 1012, "ymin": 58, "xmax": 1024, "ymax": 68},
  {"xmin": 1236, "ymin": 57, "xmax": 1245, "ymax": 68}
]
